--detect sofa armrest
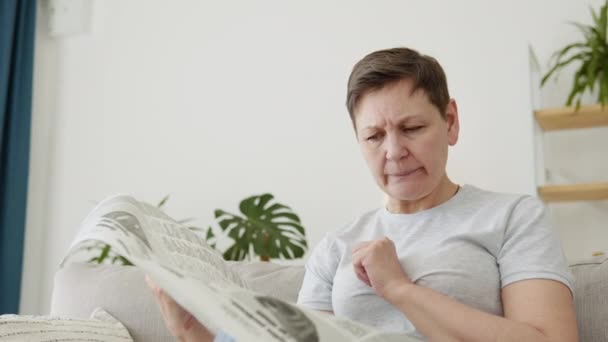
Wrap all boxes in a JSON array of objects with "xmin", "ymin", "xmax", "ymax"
[
  {"xmin": 51, "ymin": 262, "xmax": 305, "ymax": 342},
  {"xmin": 569, "ymin": 255, "xmax": 608, "ymax": 342},
  {"xmin": 51, "ymin": 263, "xmax": 173, "ymax": 342}
]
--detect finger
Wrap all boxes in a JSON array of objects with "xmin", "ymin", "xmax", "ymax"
[
  {"xmin": 158, "ymin": 289, "xmax": 178, "ymax": 312},
  {"xmin": 352, "ymin": 257, "xmax": 371, "ymax": 286},
  {"xmin": 352, "ymin": 245, "xmax": 370, "ymax": 266},
  {"xmin": 355, "ymin": 272, "xmax": 371, "ymax": 286},
  {"xmin": 354, "ymin": 266, "xmax": 371, "ymax": 286},
  {"xmin": 157, "ymin": 289, "xmax": 182, "ymax": 318},
  {"xmin": 156, "ymin": 289, "xmax": 170, "ymax": 314},
  {"xmin": 156, "ymin": 290, "xmax": 187, "ymax": 329},
  {"xmin": 158, "ymin": 290, "xmax": 190, "ymax": 320},
  {"xmin": 183, "ymin": 313, "xmax": 196, "ymax": 330},
  {"xmin": 145, "ymin": 275, "xmax": 159, "ymax": 293},
  {"xmin": 352, "ymin": 249, "xmax": 369, "ymax": 278}
]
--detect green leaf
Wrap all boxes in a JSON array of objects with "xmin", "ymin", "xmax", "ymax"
[
  {"xmin": 205, "ymin": 227, "xmax": 215, "ymax": 240},
  {"xmin": 112, "ymin": 255, "xmax": 133, "ymax": 266},
  {"xmin": 541, "ymin": 52, "xmax": 590, "ymax": 86},
  {"xmin": 587, "ymin": 51, "xmax": 599, "ymax": 91},
  {"xmin": 157, "ymin": 195, "xmax": 170, "ymax": 208},
  {"xmin": 269, "ymin": 212, "xmax": 301, "ymax": 223},
  {"xmin": 215, "ymin": 193, "xmax": 308, "ymax": 261},
  {"xmin": 187, "ymin": 225, "xmax": 204, "ymax": 233},
  {"xmin": 566, "ymin": 68, "xmax": 588, "ymax": 106},
  {"xmin": 599, "ymin": 2, "xmax": 608, "ymax": 40},
  {"xmin": 599, "ymin": 72, "xmax": 607, "ymax": 105},
  {"xmin": 591, "ymin": 5, "xmax": 600, "ymax": 28},
  {"xmin": 569, "ymin": 20, "xmax": 605, "ymax": 44},
  {"xmin": 98, "ymin": 244, "xmax": 111, "ymax": 263},
  {"xmin": 543, "ymin": 0, "xmax": 608, "ymax": 107},
  {"xmin": 549, "ymin": 42, "xmax": 589, "ymax": 63},
  {"xmin": 568, "ymin": 21, "xmax": 594, "ymax": 40},
  {"xmin": 601, "ymin": 64, "xmax": 608, "ymax": 106},
  {"xmin": 223, "ymin": 243, "xmax": 248, "ymax": 261}
]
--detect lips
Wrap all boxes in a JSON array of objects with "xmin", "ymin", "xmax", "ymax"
[{"xmin": 387, "ymin": 167, "xmax": 422, "ymax": 177}]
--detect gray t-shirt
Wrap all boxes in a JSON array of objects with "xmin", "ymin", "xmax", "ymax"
[{"xmin": 296, "ymin": 184, "xmax": 574, "ymax": 336}]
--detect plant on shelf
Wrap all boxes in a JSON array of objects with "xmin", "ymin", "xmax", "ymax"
[
  {"xmin": 541, "ymin": 0, "xmax": 608, "ymax": 108},
  {"xmin": 85, "ymin": 193, "xmax": 307, "ymax": 265}
]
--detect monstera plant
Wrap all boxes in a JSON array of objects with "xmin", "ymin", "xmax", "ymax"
[
  {"xmin": 541, "ymin": 0, "xmax": 608, "ymax": 108},
  {"xmin": 85, "ymin": 193, "xmax": 308, "ymax": 264},
  {"xmin": 211, "ymin": 193, "xmax": 307, "ymax": 261}
]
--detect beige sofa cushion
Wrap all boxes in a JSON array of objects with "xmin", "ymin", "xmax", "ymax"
[
  {"xmin": 228, "ymin": 261, "xmax": 305, "ymax": 302},
  {"xmin": 51, "ymin": 262, "xmax": 305, "ymax": 342},
  {"xmin": 51, "ymin": 263, "xmax": 174, "ymax": 342},
  {"xmin": 0, "ymin": 308, "xmax": 133, "ymax": 342},
  {"xmin": 52, "ymin": 257, "xmax": 607, "ymax": 342},
  {"xmin": 569, "ymin": 255, "xmax": 608, "ymax": 342}
]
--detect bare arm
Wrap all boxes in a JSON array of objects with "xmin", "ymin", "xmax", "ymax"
[
  {"xmin": 353, "ymin": 238, "xmax": 578, "ymax": 342},
  {"xmin": 385, "ymin": 279, "xmax": 577, "ymax": 342}
]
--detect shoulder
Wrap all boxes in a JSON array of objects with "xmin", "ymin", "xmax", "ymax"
[{"xmin": 459, "ymin": 184, "xmax": 543, "ymax": 214}]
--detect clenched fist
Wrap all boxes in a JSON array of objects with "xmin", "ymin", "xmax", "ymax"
[{"xmin": 352, "ymin": 237, "xmax": 412, "ymax": 300}]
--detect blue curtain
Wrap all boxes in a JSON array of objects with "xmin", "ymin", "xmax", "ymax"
[{"xmin": 0, "ymin": 0, "xmax": 36, "ymax": 314}]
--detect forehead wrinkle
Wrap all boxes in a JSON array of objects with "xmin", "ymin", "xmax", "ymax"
[
  {"xmin": 355, "ymin": 79, "xmax": 434, "ymax": 132},
  {"xmin": 360, "ymin": 114, "xmax": 423, "ymax": 132}
]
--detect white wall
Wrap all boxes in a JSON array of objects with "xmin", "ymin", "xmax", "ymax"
[{"xmin": 21, "ymin": 0, "xmax": 608, "ymax": 314}]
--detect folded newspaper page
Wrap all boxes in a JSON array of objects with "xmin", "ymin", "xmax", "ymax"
[{"xmin": 63, "ymin": 194, "xmax": 422, "ymax": 342}]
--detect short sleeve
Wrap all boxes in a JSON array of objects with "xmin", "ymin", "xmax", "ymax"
[
  {"xmin": 497, "ymin": 196, "xmax": 574, "ymax": 294},
  {"xmin": 296, "ymin": 234, "xmax": 340, "ymax": 311}
]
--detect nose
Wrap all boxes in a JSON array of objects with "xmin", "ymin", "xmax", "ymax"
[{"xmin": 385, "ymin": 133, "xmax": 408, "ymax": 161}]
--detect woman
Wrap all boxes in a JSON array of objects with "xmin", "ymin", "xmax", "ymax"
[{"xmin": 148, "ymin": 47, "xmax": 578, "ymax": 341}]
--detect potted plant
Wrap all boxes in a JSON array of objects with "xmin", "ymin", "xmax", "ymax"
[
  {"xmin": 541, "ymin": 0, "xmax": 608, "ymax": 108},
  {"xmin": 85, "ymin": 193, "xmax": 307, "ymax": 264},
  {"xmin": 210, "ymin": 193, "xmax": 307, "ymax": 261}
]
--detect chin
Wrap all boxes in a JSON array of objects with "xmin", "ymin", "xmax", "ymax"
[{"xmin": 386, "ymin": 185, "xmax": 429, "ymax": 201}]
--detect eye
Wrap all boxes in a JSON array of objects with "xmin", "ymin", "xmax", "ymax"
[
  {"xmin": 402, "ymin": 126, "xmax": 424, "ymax": 133},
  {"xmin": 365, "ymin": 133, "xmax": 383, "ymax": 141}
]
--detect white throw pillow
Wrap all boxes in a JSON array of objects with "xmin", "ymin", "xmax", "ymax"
[{"xmin": 0, "ymin": 307, "xmax": 133, "ymax": 342}]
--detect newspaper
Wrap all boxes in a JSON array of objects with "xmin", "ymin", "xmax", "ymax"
[{"xmin": 62, "ymin": 194, "xmax": 421, "ymax": 342}]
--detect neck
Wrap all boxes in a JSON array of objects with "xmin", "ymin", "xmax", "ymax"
[{"xmin": 386, "ymin": 176, "xmax": 459, "ymax": 214}]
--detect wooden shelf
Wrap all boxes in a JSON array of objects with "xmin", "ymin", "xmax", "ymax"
[
  {"xmin": 538, "ymin": 182, "xmax": 608, "ymax": 202},
  {"xmin": 534, "ymin": 104, "xmax": 608, "ymax": 131}
]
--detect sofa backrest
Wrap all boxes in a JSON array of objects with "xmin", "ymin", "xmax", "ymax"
[
  {"xmin": 569, "ymin": 255, "xmax": 608, "ymax": 342},
  {"xmin": 228, "ymin": 261, "xmax": 305, "ymax": 303},
  {"xmin": 52, "ymin": 256, "xmax": 608, "ymax": 342}
]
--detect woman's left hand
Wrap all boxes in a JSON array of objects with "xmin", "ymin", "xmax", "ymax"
[
  {"xmin": 145, "ymin": 276, "xmax": 215, "ymax": 342},
  {"xmin": 352, "ymin": 237, "xmax": 412, "ymax": 300}
]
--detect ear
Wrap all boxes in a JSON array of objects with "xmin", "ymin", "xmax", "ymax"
[{"xmin": 445, "ymin": 99, "xmax": 459, "ymax": 146}]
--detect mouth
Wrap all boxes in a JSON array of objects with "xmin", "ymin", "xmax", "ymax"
[{"xmin": 387, "ymin": 167, "xmax": 422, "ymax": 178}]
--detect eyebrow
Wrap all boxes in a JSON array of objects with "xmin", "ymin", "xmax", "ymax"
[{"xmin": 360, "ymin": 115, "xmax": 424, "ymax": 131}]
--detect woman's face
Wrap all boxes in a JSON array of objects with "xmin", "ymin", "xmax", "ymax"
[{"xmin": 354, "ymin": 78, "xmax": 459, "ymax": 202}]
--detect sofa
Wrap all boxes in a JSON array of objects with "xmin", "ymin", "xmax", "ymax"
[{"xmin": 51, "ymin": 256, "xmax": 608, "ymax": 342}]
